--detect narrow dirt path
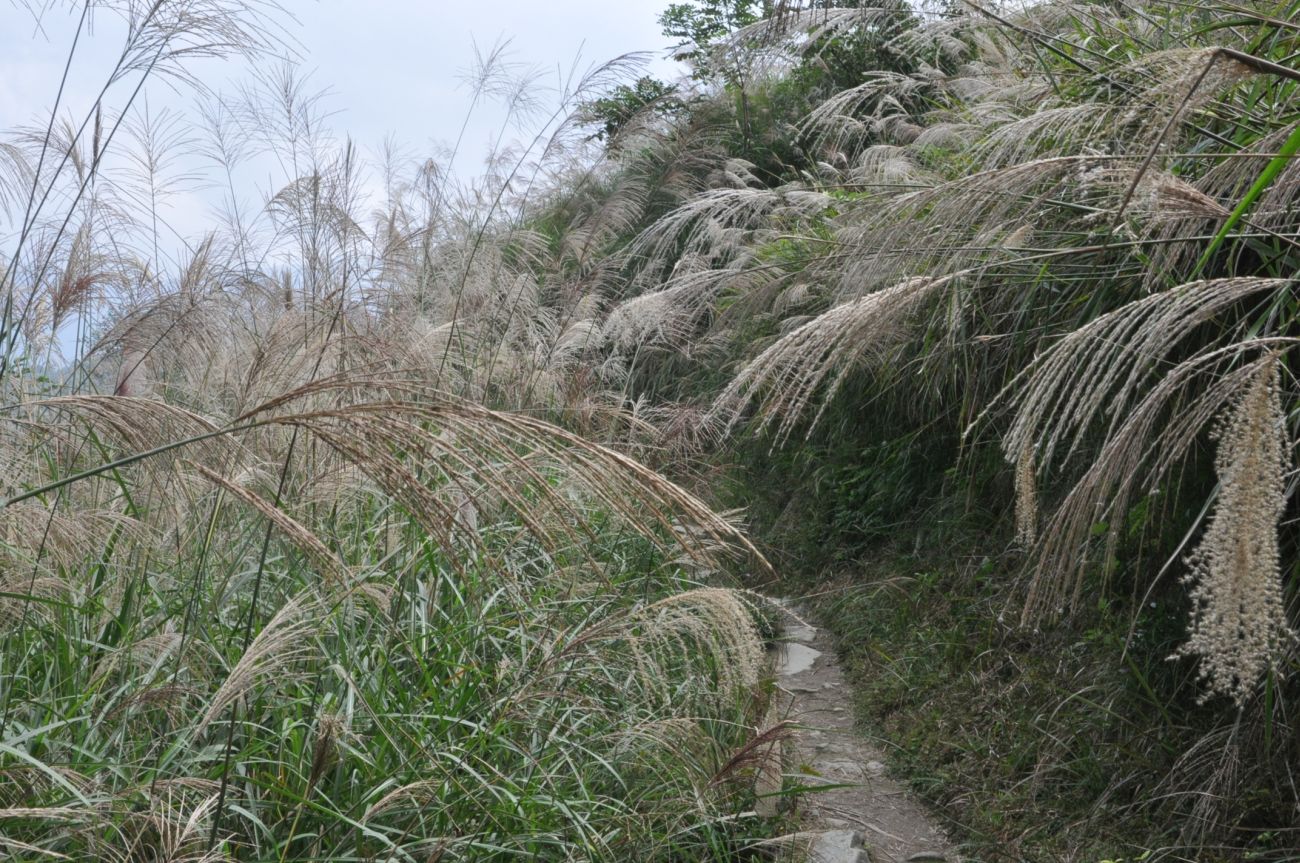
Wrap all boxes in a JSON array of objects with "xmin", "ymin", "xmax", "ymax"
[{"xmin": 772, "ymin": 601, "xmax": 957, "ymax": 863}]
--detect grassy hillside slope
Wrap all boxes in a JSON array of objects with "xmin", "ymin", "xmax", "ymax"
[{"xmin": 3, "ymin": 1, "xmax": 1299, "ymax": 860}]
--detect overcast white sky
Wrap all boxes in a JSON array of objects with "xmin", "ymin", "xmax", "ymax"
[
  {"xmin": 1, "ymin": 1, "xmax": 685, "ymax": 362},
  {"xmin": 1, "ymin": 1, "xmax": 677, "ymax": 148},
  {"xmin": 293, "ymin": 1, "xmax": 677, "ymax": 157},
  {"xmin": 0, "ymin": 1, "xmax": 681, "ymax": 248}
]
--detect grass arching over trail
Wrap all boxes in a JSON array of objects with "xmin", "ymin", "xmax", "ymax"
[
  {"xmin": 0, "ymin": 4, "xmax": 786, "ymax": 859},
  {"xmin": 598, "ymin": 2, "xmax": 1300, "ymax": 856},
  {"xmin": 5, "ymin": 0, "xmax": 1300, "ymax": 859},
  {"xmin": 721, "ymin": 375, "xmax": 1293, "ymax": 860},
  {"xmin": 727, "ymin": 405, "xmax": 1291, "ymax": 859},
  {"xmin": 0, "ymin": 390, "xmax": 781, "ymax": 861}
]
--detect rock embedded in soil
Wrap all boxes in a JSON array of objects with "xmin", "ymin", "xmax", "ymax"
[
  {"xmin": 809, "ymin": 829, "xmax": 871, "ymax": 863},
  {"xmin": 778, "ymin": 641, "xmax": 823, "ymax": 675}
]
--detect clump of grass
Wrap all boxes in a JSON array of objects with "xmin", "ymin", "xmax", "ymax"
[
  {"xmin": 0, "ymin": 4, "xmax": 794, "ymax": 860},
  {"xmin": 583, "ymin": 3, "xmax": 1300, "ymax": 855},
  {"xmin": 0, "ymin": 494, "xmax": 776, "ymax": 860}
]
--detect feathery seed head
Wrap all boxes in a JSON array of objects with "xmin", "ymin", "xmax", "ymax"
[{"xmin": 1175, "ymin": 357, "xmax": 1295, "ymax": 705}]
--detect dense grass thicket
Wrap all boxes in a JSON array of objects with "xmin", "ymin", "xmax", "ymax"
[
  {"xmin": 0, "ymin": 3, "xmax": 785, "ymax": 861},
  {"xmin": 609, "ymin": 0, "xmax": 1300, "ymax": 857},
  {"xmin": 4, "ymin": 0, "xmax": 1300, "ymax": 860},
  {"xmin": 569, "ymin": 0, "xmax": 1300, "ymax": 856}
]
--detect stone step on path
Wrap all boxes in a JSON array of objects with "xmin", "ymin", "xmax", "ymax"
[{"xmin": 770, "ymin": 600, "xmax": 956, "ymax": 863}]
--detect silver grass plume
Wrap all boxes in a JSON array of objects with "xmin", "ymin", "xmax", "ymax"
[
  {"xmin": 196, "ymin": 594, "xmax": 318, "ymax": 735},
  {"xmin": 984, "ymin": 278, "xmax": 1290, "ymax": 619},
  {"xmin": 1013, "ymin": 437, "xmax": 1037, "ymax": 547},
  {"xmin": 627, "ymin": 587, "xmax": 764, "ymax": 707},
  {"xmin": 713, "ymin": 276, "xmax": 946, "ymax": 443},
  {"xmin": 1175, "ymin": 356, "xmax": 1295, "ymax": 705}
]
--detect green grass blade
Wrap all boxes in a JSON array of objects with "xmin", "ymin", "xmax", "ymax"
[{"xmin": 1193, "ymin": 122, "xmax": 1300, "ymax": 278}]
